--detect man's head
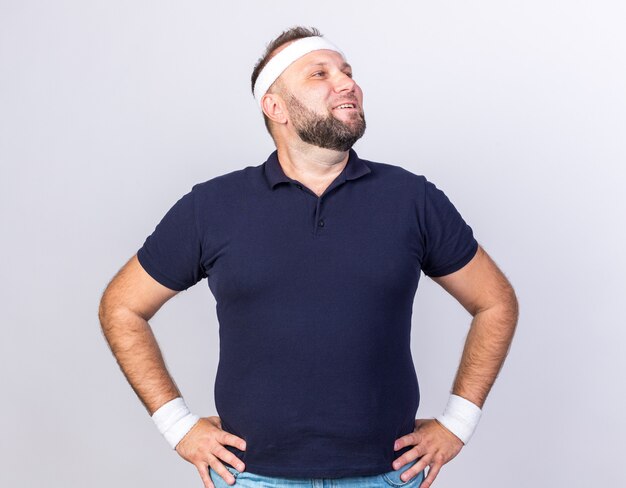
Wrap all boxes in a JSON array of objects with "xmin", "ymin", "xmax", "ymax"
[{"xmin": 251, "ymin": 26, "xmax": 366, "ymax": 151}]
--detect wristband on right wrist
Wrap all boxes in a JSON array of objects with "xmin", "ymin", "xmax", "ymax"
[
  {"xmin": 151, "ymin": 397, "xmax": 200, "ymax": 449},
  {"xmin": 435, "ymin": 394, "xmax": 482, "ymax": 445}
]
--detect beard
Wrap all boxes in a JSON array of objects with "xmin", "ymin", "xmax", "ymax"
[{"xmin": 284, "ymin": 92, "xmax": 366, "ymax": 151}]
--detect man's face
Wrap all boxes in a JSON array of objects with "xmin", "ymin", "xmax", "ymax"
[{"xmin": 274, "ymin": 49, "xmax": 366, "ymax": 151}]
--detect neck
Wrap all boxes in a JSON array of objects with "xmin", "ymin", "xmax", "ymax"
[{"xmin": 274, "ymin": 139, "xmax": 349, "ymax": 196}]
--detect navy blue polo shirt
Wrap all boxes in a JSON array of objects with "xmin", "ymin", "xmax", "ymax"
[{"xmin": 137, "ymin": 149, "xmax": 478, "ymax": 479}]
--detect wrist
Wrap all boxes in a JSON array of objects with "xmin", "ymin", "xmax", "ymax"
[
  {"xmin": 435, "ymin": 394, "xmax": 482, "ymax": 445},
  {"xmin": 151, "ymin": 397, "xmax": 200, "ymax": 449}
]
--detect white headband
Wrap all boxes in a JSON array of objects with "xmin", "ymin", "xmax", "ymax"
[{"xmin": 253, "ymin": 36, "xmax": 345, "ymax": 110}]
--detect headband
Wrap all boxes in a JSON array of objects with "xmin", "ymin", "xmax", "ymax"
[{"xmin": 253, "ymin": 36, "xmax": 345, "ymax": 110}]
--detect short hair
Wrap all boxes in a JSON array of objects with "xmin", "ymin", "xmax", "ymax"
[{"xmin": 251, "ymin": 26, "xmax": 323, "ymax": 139}]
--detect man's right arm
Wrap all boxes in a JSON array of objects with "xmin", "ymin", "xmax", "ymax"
[
  {"xmin": 98, "ymin": 254, "xmax": 181, "ymax": 414},
  {"xmin": 98, "ymin": 254, "xmax": 246, "ymax": 487}
]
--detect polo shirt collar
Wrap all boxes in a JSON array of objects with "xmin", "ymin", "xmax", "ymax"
[{"xmin": 264, "ymin": 148, "xmax": 371, "ymax": 190}]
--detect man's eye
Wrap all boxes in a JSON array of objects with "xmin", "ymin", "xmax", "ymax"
[{"xmin": 312, "ymin": 71, "xmax": 325, "ymax": 77}]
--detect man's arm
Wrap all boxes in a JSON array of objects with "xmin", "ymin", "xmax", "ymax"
[
  {"xmin": 393, "ymin": 245, "xmax": 519, "ymax": 488},
  {"xmin": 98, "ymin": 255, "xmax": 246, "ymax": 488},
  {"xmin": 99, "ymin": 254, "xmax": 181, "ymax": 413},
  {"xmin": 434, "ymin": 244, "xmax": 519, "ymax": 408}
]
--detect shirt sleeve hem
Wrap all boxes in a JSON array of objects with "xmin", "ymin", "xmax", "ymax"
[
  {"xmin": 136, "ymin": 249, "xmax": 190, "ymax": 291},
  {"xmin": 423, "ymin": 240, "xmax": 479, "ymax": 278}
]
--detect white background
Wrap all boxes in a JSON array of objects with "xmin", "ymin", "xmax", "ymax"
[{"xmin": 1, "ymin": 1, "xmax": 624, "ymax": 486}]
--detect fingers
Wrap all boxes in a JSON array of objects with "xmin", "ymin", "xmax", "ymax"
[
  {"xmin": 397, "ymin": 453, "xmax": 442, "ymax": 486},
  {"xmin": 394, "ymin": 432, "xmax": 420, "ymax": 452},
  {"xmin": 394, "ymin": 418, "xmax": 434, "ymax": 450},
  {"xmin": 196, "ymin": 463, "xmax": 217, "ymax": 488},
  {"xmin": 213, "ymin": 445, "xmax": 246, "ymax": 472},
  {"xmin": 420, "ymin": 462, "xmax": 442, "ymax": 488},
  {"xmin": 408, "ymin": 454, "xmax": 432, "ymax": 481},
  {"xmin": 206, "ymin": 461, "xmax": 237, "ymax": 486},
  {"xmin": 221, "ymin": 431, "xmax": 247, "ymax": 452},
  {"xmin": 392, "ymin": 444, "xmax": 423, "ymax": 470},
  {"xmin": 175, "ymin": 417, "xmax": 247, "ymax": 487},
  {"xmin": 392, "ymin": 418, "xmax": 464, "ymax": 486}
]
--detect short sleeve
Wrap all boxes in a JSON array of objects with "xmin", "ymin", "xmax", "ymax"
[
  {"xmin": 421, "ymin": 179, "xmax": 478, "ymax": 277},
  {"xmin": 136, "ymin": 188, "xmax": 206, "ymax": 291}
]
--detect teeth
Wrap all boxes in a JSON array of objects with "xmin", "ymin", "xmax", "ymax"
[{"xmin": 337, "ymin": 104, "xmax": 354, "ymax": 109}]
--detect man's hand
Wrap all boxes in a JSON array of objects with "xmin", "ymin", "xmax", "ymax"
[
  {"xmin": 393, "ymin": 418, "xmax": 463, "ymax": 488},
  {"xmin": 175, "ymin": 416, "xmax": 247, "ymax": 488}
]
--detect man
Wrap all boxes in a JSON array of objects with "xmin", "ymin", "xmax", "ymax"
[{"xmin": 99, "ymin": 26, "xmax": 518, "ymax": 488}]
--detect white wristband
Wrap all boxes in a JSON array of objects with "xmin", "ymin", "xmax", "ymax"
[
  {"xmin": 151, "ymin": 397, "xmax": 200, "ymax": 449},
  {"xmin": 436, "ymin": 394, "xmax": 482, "ymax": 444}
]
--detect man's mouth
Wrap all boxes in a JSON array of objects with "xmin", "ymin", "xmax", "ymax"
[{"xmin": 333, "ymin": 103, "xmax": 358, "ymax": 111}]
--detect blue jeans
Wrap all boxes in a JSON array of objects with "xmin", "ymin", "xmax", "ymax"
[{"xmin": 209, "ymin": 459, "xmax": 424, "ymax": 487}]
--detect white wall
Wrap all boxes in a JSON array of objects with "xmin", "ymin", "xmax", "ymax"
[{"xmin": 1, "ymin": 1, "xmax": 624, "ymax": 486}]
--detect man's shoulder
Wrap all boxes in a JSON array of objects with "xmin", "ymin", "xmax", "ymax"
[
  {"xmin": 189, "ymin": 162, "xmax": 264, "ymax": 196},
  {"xmin": 358, "ymin": 155, "xmax": 427, "ymax": 188}
]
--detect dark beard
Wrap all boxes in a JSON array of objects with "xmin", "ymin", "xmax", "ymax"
[{"xmin": 285, "ymin": 93, "xmax": 366, "ymax": 151}]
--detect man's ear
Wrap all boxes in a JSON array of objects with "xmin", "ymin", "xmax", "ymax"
[{"xmin": 262, "ymin": 93, "xmax": 288, "ymax": 125}]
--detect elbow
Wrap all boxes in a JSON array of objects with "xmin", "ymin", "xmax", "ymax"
[
  {"xmin": 98, "ymin": 285, "xmax": 126, "ymax": 335},
  {"xmin": 478, "ymin": 282, "xmax": 519, "ymax": 330},
  {"xmin": 505, "ymin": 284, "xmax": 519, "ymax": 323},
  {"xmin": 496, "ymin": 284, "xmax": 519, "ymax": 335},
  {"xmin": 98, "ymin": 288, "xmax": 115, "ymax": 334}
]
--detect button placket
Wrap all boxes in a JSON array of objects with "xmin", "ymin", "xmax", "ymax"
[
  {"xmin": 292, "ymin": 178, "xmax": 348, "ymax": 237},
  {"xmin": 314, "ymin": 197, "xmax": 324, "ymax": 236}
]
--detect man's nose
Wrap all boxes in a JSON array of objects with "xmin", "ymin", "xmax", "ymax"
[{"xmin": 333, "ymin": 72, "xmax": 356, "ymax": 92}]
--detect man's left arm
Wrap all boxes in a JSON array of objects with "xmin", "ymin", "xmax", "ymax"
[{"xmin": 393, "ymin": 245, "xmax": 519, "ymax": 487}]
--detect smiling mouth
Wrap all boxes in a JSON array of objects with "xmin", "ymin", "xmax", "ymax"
[{"xmin": 333, "ymin": 103, "xmax": 358, "ymax": 111}]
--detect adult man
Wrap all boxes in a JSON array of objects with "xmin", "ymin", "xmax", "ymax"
[{"xmin": 99, "ymin": 26, "xmax": 518, "ymax": 488}]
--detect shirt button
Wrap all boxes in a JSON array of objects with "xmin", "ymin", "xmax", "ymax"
[{"xmin": 318, "ymin": 219, "xmax": 325, "ymax": 227}]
